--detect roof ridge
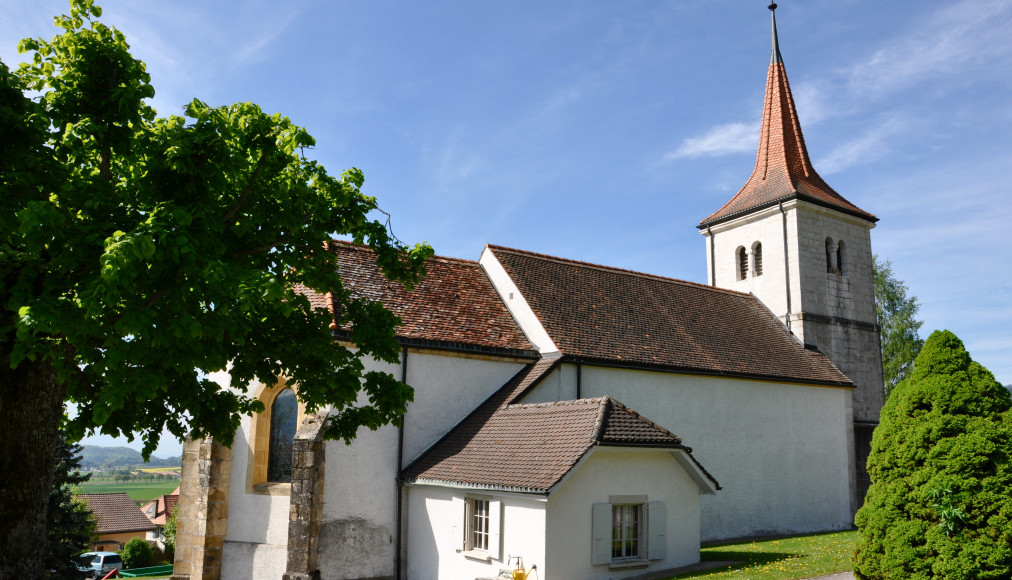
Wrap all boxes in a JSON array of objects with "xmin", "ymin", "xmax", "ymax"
[
  {"xmin": 487, "ymin": 244, "xmax": 756, "ymax": 299},
  {"xmin": 328, "ymin": 238, "xmax": 480, "ymax": 266},
  {"xmin": 505, "ymin": 396, "xmax": 607, "ymax": 410}
]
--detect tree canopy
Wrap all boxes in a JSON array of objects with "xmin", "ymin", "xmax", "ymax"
[
  {"xmin": 0, "ymin": 1, "xmax": 431, "ymax": 576},
  {"xmin": 873, "ymin": 255, "xmax": 924, "ymax": 396},
  {"xmin": 853, "ymin": 330, "xmax": 1012, "ymax": 580}
]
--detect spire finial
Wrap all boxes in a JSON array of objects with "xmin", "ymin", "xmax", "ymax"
[{"xmin": 769, "ymin": 2, "xmax": 783, "ymax": 64}]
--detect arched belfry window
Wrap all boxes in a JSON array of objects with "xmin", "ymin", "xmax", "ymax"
[
  {"xmin": 268, "ymin": 388, "xmax": 297, "ymax": 482},
  {"xmin": 825, "ymin": 237, "xmax": 836, "ymax": 274},
  {"xmin": 752, "ymin": 242, "xmax": 763, "ymax": 276},
  {"xmin": 837, "ymin": 240, "xmax": 847, "ymax": 276},
  {"xmin": 737, "ymin": 247, "xmax": 748, "ymax": 281}
]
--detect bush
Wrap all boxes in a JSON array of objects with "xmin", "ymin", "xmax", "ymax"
[
  {"xmin": 854, "ymin": 330, "xmax": 1012, "ymax": 579},
  {"xmin": 119, "ymin": 537, "xmax": 154, "ymax": 569}
]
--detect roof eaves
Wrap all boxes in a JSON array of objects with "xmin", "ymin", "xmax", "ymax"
[{"xmin": 401, "ymin": 477, "xmax": 550, "ymax": 496}]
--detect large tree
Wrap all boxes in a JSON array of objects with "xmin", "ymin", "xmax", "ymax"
[
  {"xmin": 874, "ymin": 255, "xmax": 924, "ymax": 396},
  {"xmin": 853, "ymin": 330, "xmax": 1012, "ymax": 579},
  {"xmin": 0, "ymin": 1, "xmax": 431, "ymax": 577}
]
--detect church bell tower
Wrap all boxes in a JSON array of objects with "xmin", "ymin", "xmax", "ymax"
[{"xmin": 698, "ymin": 3, "xmax": 884, "ymax": 508}]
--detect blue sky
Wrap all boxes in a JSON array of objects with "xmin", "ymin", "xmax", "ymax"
[{"xmin": 3, "ymin": 0, "xmax": 1010, "ymax": 458}]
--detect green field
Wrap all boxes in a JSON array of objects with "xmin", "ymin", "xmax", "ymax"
[{"xmin": 78, "ymin": 480, "xmax": 180, "ymax": 502}]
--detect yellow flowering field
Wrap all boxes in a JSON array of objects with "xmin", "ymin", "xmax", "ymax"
[{"xmin": 667, "ymin": 530, "xmax": 857, "ymax": 580}]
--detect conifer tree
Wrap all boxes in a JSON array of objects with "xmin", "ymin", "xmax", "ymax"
[
  {"xmin": 42, "ymin": 431, "xmax": 95, "ymax": 579},
  {"xmin": 854, "ymin": 330, "xmax": 1012, "ymax": 580}
]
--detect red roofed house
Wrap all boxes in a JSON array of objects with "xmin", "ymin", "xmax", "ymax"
[
  {"xmin": 141, "ymin": 488, "xmax": 179, "ymax": 550},
  {"xmin": 172, "ymin": 6, "xmax": 882, "ymax": 580},
  {"xmin": 80, "ymin": 493, "xmax": 157, "ymax": 552}
]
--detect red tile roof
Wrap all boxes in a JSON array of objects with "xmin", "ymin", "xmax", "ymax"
[
  {"xmin": 402, "ymin": 360, "xmax": 719, "ymax": 493},
  {"xmin": 80, "ymin": 493, "xmax": 157, "ymax": 534},
  {"xmin": 488, "ymin": 246, "xmax": 851, "ymax": 386},
  {"xmin": 299, "ymin": 241, "xmax": 536, "ymax": 355},
  {"xmin": 140, "ymin": 494, "xmax": 179, "ymax": 526},
  {"xmin": 699, "ymin": 9, "xmax": 875, "ymax": 227}
]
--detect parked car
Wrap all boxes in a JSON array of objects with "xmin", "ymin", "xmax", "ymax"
[{"xmin": 77, "ymin": 552, "xmax": 123, "ymax": 578}]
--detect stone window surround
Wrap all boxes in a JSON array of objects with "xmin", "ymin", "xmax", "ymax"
[{"xmin": 246, "ymin": 378, "xmax": 308, "ymax": 495}]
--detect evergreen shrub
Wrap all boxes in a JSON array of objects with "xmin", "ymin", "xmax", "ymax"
[
  {"xmin": 119, "ymin": 537, "xmax": 154, "ymax": 569},
  {"xmin": 853, "ymin": 330, "xmax": 1012, "ymax": 579}
]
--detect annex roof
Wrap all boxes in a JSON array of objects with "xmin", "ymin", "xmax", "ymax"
[
  {"xmin": 402, "ymin": 360, "xmax": 719, "ymax": 494},
  {"xmin": 80, "ymin": 493, "xmax": 157, "ymax": 534},
  {"xmin": 300, "ymin": 241, "xmax": 536, "ymax": 356},
  {"xmin": 487, "ymin": 245, "xmax": 852, "ymax": 386},
  {"xmin": 699, "ymin": 5, "xmax": 875, "ymax": 227}
]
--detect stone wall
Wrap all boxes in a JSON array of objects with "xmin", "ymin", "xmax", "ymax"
[
  {"xmin": 283, "ymin": 412, "xmax": 328, "ymax": 580},
  {"xmin": 171, "ymin": 437, "xmax": 233, "ymax": 580}
]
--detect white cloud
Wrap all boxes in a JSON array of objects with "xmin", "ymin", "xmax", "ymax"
[
  {"xmin": 815, "ymin": 116, "xmax": 907, "ymax": 174},
  {"xmin": 845, "ymin": 0, "xmax": 1012, "ymax": 98},
  {"xmin": 664, "ymin": 122, "xmax": 756, "ymax": 160}
]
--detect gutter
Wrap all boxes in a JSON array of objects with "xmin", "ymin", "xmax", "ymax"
[{"xmin": 395, "ymin": 346, "xmax": 408, "ymax": 580}]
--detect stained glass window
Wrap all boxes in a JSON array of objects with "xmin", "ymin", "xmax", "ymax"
[{"xmin": 267, "ymin": 388, "xmax": 297, "ymax": 482}]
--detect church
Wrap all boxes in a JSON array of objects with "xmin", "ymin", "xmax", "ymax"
[{"xmin": 170, "ymin": 5, "xmax": 883, "ymax": 580}]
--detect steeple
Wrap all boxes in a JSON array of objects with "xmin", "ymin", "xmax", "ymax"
[{"xmin": 699, "ymin": 3, "xmax": 876, "ymax": 227}]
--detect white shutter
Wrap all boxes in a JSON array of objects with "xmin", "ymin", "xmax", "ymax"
[
  {"xmin": 591, "ymin": 503, "xmax": 611, "ymax": 565},
  {"xmin": 488, "ymin": 500, "xmax": 502, "ymax": 560},
  {"xmin": 451, "ymin": 496, "xmax": 466, "ymax": 551},
  {"xmin": 647, "ymin": 501, "xmax": 666, "ymax": 561}
]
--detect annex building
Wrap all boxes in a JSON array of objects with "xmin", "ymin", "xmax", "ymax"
[{"xmin": 171, "ymin": 6, "xmax": 883, "ymax": 580}]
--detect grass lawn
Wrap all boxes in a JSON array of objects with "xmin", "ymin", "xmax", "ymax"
[
  {"xmin": 78, "ymin": 479, "xmax": 180, "ymax": 502},
  {"xmin": 667, "ymin": 530, "xmax": 857, "ymax": 579}
]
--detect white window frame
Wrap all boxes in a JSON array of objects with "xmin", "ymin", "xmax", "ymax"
[
  {"xmin": 611, "ymin": 503, "xmax": 642, "ymax": 562},
  {"xmin": 592, "ymin": 497, "xmax": 666, "ymax": 567},
  {"xmin": 456, "ymin": 494, "xmax": 502, "ymax": 561}
]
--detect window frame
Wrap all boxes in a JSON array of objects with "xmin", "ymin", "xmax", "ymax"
[
  {"xmin": 611, "ymin": 503, "xmax": 642, "ymax": 562},
  {"xmin": 592, "ymin": 498, "xmax": 665, "ymax": 567},
  {"xmin": 459, "ymin": 494, "xmax": 501, "ymax": 560},
  {"xmin": 246, "ymin": 380, "xmax": 306, "ymax": 494}
]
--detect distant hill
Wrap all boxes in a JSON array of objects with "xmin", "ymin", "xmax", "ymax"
[{"xmin": 80, "ymin": 445, "xmax": 181, "ymax": 469}]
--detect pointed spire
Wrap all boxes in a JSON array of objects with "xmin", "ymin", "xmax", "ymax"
[
  {"xmin": 770, "ymin": 3, "xmax": 783, "ymax": 64},
  {"xmin": 700, "ymin": 5, "xmax": 875, "ymax": 227}
]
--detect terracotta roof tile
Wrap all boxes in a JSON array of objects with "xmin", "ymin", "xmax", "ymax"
[
  {"xmin": 140, "ymin": 494, "xmax": 178, "ymax": 526},
  {"xmin": 402, "ymin": 361, "xmax": 718, "ymax": 492},
  {"xmin": 489, "ymin": 246, "xmax": 851, "ymax": 386},
  {"xmin": 299, "ymin": 241, "xmax": 535, "ymax": 355},
  {"xmin": 81, "ymin": 493, "xmax": 156, "ymax": 534},
  {"xmin": 699, "ymin": 10, "xmax": 875, "ymax": 227}
]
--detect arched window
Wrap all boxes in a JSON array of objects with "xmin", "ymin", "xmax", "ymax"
[
  {"xmin": 752, "ymin": 242, "xmax": 763, "ymax": 276},
  {"xmin": 737, "ymin": 247, "xmax": 748, "ymax": 281},
  {"xmin": 836, "ymin": 240, "xmax": 847, "ymax": 276},
  {"xmin": 267, "ymin": 388, "xmax": 297, "ymax": 482},
  {"xmin": 825, "ymin": 237, "xmax": 835, "ymax": 274}
]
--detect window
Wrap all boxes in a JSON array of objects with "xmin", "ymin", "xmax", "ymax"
[
  {"xmin": 268, "ymin": 388, "xmax": 297, "ymax": 482},
  {"xmin": 825, "ymin": 237, "xmax": 835, "ymax": 274},
  {"xmin": 469, "ymin": 497, "xmax": 490, "ymax": 551},
  {"xmin": 752, "ymin": 242, "xmax": 763, "ymax": 276},
  {"xmin": 592, "ymin": 499, "xmax": 666, "ymax": 566},
  {"xmin": 457, "ymin": 495, "xmax": 501, "ymax": 559},
  {"xmin": 836, "ymin": 240, "xmax": 847, "ymax": 276},
  {"xmin": 737, "ymin": 246, "xmax": 748, "ymax": 281},
  {"xmin": 247, "ymin": 380, "xmax": 305, "ymax": 492},
  {"xmin": 612, "ymin": 504, "xmax": 641, "ymax": 560}
]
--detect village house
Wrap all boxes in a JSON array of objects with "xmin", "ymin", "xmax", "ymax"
[
  {"xmin": 80, "ymin": 493, "xmax": 157, "ymax": 552},
  {"xmin": 171, "ymin": 6, "xmax": 882, "ymax": 580}
]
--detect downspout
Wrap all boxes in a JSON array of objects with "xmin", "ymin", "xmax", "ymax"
[
  {"xmin": 576, "ymin": 363, "xmax": 582, "ymax": 399},
  {"xmin": 395, "ymin": 346, "xmax": 408, "ymax": 579},
  {"xmin": 779, "ymin": 202, "xmax": 793, "ymax": 332},
  {"xmin": 707, "ymin": 226, "xmax": 715, "ymax": 286}
]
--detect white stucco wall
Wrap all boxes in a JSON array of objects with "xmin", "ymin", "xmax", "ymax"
[
  {"xmin": 222, "ymin": 412, "xmax": 291, "ymax": 580},
  {"xmin": 521, "ymin": 364, "xmax": 854, "ymax": 541},
  {"xmin": 546, "ymin": 448, "xmax": 703, "ymax": 580},
  {"xmin": 406, "ymin": 485, "xmax": 547, "ymax": 580},
  {"xmin": 317, "ymin": 351, "xmax": 527, "ymax": 579}
]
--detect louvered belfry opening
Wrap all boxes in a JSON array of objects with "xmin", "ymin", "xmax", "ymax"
[
  {"xmin": 754, "ymin": 242, "xmax": 763, "ymax": 276},
  {"xmin": 738, "ymin": 247, "xmax": 748, "ymax": 280}
]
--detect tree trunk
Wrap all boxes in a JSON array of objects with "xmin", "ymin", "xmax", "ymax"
[{"xmin": 0, "ymin": 347, "xmax": 66, "ymax": 580}]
